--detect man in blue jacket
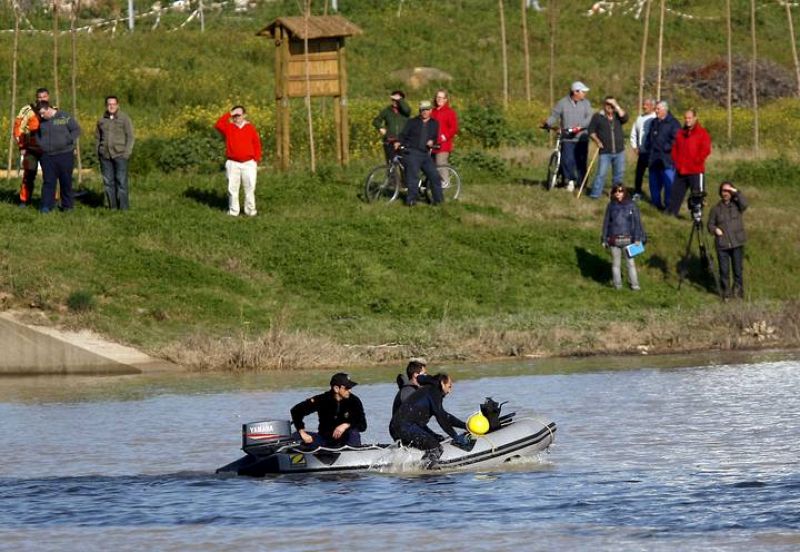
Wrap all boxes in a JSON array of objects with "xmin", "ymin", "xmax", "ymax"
[
  {"xmin": 645, "ymin": 100, "xmax": 680, "ymax": 211},
  {"xmin": 36, "ymin": 101, "xmax": 81, "ymax": 213}
]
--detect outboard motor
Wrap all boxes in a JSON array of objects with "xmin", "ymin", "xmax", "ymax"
[{"xmin": 242, "ymin": 420, "xmax": 295, "ymax": 456}]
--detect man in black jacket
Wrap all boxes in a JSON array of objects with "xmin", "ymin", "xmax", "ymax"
[
  {"xmin": 290, "ymin": 373, "xmax": 367, "ymax": 448},
  {"xmin": 707, "ymin": 181, "xmax": 748, "ymax": 299},
  {"xmin": 397, "ymin": 100, "xmax": 443, "ymax": 206},
  {"xmin": 389, "ymin": 373, "xmax": 468, "ymax": 465}
]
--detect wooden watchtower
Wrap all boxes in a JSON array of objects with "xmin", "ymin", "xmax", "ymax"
[{"xmin": 258, "ymin": 15, "xmax": 362, "ymax": 170}]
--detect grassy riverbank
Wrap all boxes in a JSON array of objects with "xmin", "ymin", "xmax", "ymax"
[{"xmin": 1, "ymin": 155, "xmax": 799, "ymax": 370}]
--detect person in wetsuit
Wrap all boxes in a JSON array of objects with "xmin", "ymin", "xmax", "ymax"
[
  {"xmin": 389, "ymin": 373, "xmax": 468, "ymax": 465},
  {"xmin": 290, "ymin": 372, "xmax": 367, "ymax": 448}
]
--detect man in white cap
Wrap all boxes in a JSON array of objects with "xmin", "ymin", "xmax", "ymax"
[{"xmin": 544, "ymin": 81, "xmax": 593, "ymax": 191}]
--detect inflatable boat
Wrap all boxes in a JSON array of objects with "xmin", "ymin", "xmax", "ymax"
[{"xmin": 216, "ymin": 412, "xmax": 556, "ymax": 477}]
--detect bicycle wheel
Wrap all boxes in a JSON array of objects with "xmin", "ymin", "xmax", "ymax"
[
  {"xmin": 364, "ymin": 165, "xmax": 400, "ymax": 203},
  {"xmin": 438, "ymin": 165, "xmax": 462, "ymax": 201},
  {"xmin": 545, "ymin": 151, "xmax": 560, "ymax": 191}
]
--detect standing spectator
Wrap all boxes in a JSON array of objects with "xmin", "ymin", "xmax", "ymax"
[
  {"xmin": 430, "ymin": 89, "xmax": 459, "ymax": 185},
  {"xmin": 13, "ymin": 88, "xmax": 49, "ymax": 207},
  {"xmin": 668, "ymin": 108, "xmax": 712, "ymax": 217},
  {"xmin": 707, "ymin": 181, "xmax": 748, "ymax": 300},
  {"xmin": 35, "ymin": 101, "xmax": 81, "ymax": 213},
  {"xmin": 215, "ymin": 105, "xmax": 262, "ymax": 217},
  {"xmin": 372, "ymin": 90, "xmax": 410, "ymax": 162},
  {"xmin": 397, "ymin": 100, "xmax": 443, "ymax": 206},
  {"xmin": 645, "ymin": 100, "xmax": 680, "ymax": 211},
  {"xmin": 545, "ymin": 81, "xmax": 593, "ymax": 191},
  {"xmin": 629, "ymin": 97, "xmax": 656, "ymax": 201},
  {"xmin": 96, "ymin": 96, "xmax": 135, "ymax": 210},
  {"xmin": 601, "ymin": 184, "xmax": 645, "ymax": 291},
  {"xmin": 588, "ymin": 96, "xmax": 629, "ymax": 199}
]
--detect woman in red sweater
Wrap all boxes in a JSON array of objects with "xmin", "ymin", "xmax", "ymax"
[
  {"xmin": 668, "ymin": 108, "xmax": 711, "ymax": 217},
  {"xmin": 215, "ymin": 106, "xmax": 263, "ymax": 217},
  {"xmin": 430, "ymin": 89, "xmax": 459, "ymax": 184}
]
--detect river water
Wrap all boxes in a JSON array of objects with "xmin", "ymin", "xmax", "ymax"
[{"xmin": 1, "ymin": 351, "xmax": 799, "ymax": 551}]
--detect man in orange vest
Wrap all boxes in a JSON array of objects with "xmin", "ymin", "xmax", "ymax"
[{"xmin": 13, "ymin": 88, "xmax": 49, "ymax": 207}]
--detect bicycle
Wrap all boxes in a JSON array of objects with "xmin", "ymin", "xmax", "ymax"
[
  {"xmin": 364, "ymin": 145, "xmax": 462, "ymax": 204},
  {"xmin": 542, "ymin": 125, "xmax": 584, "ymax": 191}
]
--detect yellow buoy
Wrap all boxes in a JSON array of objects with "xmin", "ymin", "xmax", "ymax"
[{"xmin": 467, "ymin": 412, "xmax": 490, "ymax": 435}]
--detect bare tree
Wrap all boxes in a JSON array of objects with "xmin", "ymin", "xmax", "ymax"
[
  {"xmin": 548, "ymin": 0, "xmax": 557, "ymax": 108},
  {"xmin": 750, "ymin": 0, "xmax": 759, "ymax": 154},
  {"xmin": 656, "ymin": 0, "xmax": 665, "ymax": 100},
  {"xmin": 499, "ymin": 0, "xmax": 509, "ymax": 108},
  {"xmin": 6, "ymin": 0, "xmax": 21, "ymax": 185},
  {"xmin": 785, "ymin": 0, "xmax": 800, "ymax": 97},
  {"xmin": 52, "ymin": 0, "xmax": 60, "ymax": 106},
  {"xmin": 521, "ymin": 0, "xmax": 531, "ymax": 102},
  {"xmin": 726, "ymin": 0, "xmax": 733, "ymax": 143},
  {"xmin": 70, "ymin": 0, "xmax": 82, "ymax": 184},
  {"xmin": 637, "ymin": 0, "xmax": 652, "ymax": 113}
]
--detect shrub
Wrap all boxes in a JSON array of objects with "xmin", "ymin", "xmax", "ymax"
[{"xmin": 66, "ymin": 290, "xmax": 96, "ymax": 313}]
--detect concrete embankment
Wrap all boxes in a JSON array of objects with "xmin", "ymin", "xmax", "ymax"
[{"xmin": 0, "ymin": 312, "xmax": 179, "ymax": 375}]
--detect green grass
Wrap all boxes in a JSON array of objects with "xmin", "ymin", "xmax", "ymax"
[{"xmin": 1, "ymin": 155, "xmax": 798, "ymax": 361}]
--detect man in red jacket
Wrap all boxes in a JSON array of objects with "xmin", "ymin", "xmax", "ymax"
[
  {"xmin": 668, "ymin": 108, "xmax": 711, "ymax": 217},
  {"xmin": 215, "ymin": 105, "xmax": 263, "ymax": 217}
]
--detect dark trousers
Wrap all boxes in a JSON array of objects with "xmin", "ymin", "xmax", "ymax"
[
  {"xmin": 100, "ymin": 156, "xmax": 130, "ymax": 210},
  {"xmin": 382, "ymin": 142, "xmax": 395, "ymax": 164},
  {"xmin": 394, "ymin": 422, "xmax": 442, "ymax": 450},
  {"xmin": 668, "ymin": 173, "xmax": 703, "ymax": 216},
  {"xmin": 560, "ymin": 139, "xmax": 589, "ymax": 184},
  {"xmin": 40, "ymin": 152, "xmax": 75, "ymax": 211},
  {"xmin": 403, "ymin": 151, "xmax": 443, "ymax": 205},
  {"xmin": 302, "ymin": 430, "xmax": 362, "ymax": 448},
  {"xmin": 717, "ymin": 246, "xmax": 744, "ymax": 298},
  {"xmin": 634, "ymin": 151, "xmax": 649, "ymax": 195}
]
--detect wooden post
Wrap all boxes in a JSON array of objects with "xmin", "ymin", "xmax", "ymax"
[
  {"xmin": 280, "ymin": 27, "xmax": 290, "ymax": 169},
  {"xmin": 637, "ymin": 0, "xmax": 652, "ymax": 114},
  {"xmin": 303, "ymin": 2, "xmax": 317, "ymax": 174},
  {"xmin": 521, "ymin": 0, "xmax": 531, "ymax": 103},
  {"xmin": 726, "ymin": 0, "xmax": 733, "ymax": 144},
  {"xmin": 338, "ymin": 38, "xmax": 350, "ymax": 165},
  {"xmin": 6, "ymin": 1, "xmax": 21, "ymax": 185},
  {"xmin": 750, "ymin": 0, "xmax": 759, "ymax": 155},
  {"xmin": 70, "ymin": 0, "xmax": 82, "ymax": 185},
  {"xmin": 785, "ymin": 0, "xmax": 800, "ymax": 97},
  {"xmin": 274, "ymin": 27, "xmax": 284, "ymax": 170},
  {"xmin": 656, "ymin": 0, "xmax": 665, "ymax": 100},
  {"xmin": 498, "ymin": 0, "xmax": 508, "ymax": 108}
]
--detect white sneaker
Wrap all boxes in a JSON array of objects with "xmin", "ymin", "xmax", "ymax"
[{"xmin": 566, "ymin": 180, "xmax": 575, "ymax": 192}]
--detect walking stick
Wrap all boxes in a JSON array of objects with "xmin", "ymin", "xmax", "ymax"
[{"xmin": 576, "ymin": 146, "xmax": 600, "ymax": 198}]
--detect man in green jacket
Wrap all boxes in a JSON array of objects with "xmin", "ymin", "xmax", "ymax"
[
  {"xmin": 96, "ymin": 96, "xmax": 135, "ymax": 210},
  {"xmin": 372, "ymin": 90, "xmax": 410, "ymax": 162},
  {"xmin": 707, "ymin": 181, "xmax": 748, "ymax": 300}
]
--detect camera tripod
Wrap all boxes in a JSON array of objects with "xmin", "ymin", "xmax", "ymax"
[{"xmin": 678, "ymin": 214, "xmax": 721, "ymax": 295}]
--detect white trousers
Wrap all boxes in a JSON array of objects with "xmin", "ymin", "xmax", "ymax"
[{"xmin": 226, "ymin": 159, "xmax": 257, "ymax": 216}]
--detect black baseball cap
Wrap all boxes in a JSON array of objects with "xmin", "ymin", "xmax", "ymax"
[{"xmin": 330, "ymin": 372, "xmax": 358, "ymax": 389}]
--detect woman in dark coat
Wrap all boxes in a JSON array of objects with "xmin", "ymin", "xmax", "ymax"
[{"xmin": 601, "ymin": 184, "xmax": 646, "ymax": 290}]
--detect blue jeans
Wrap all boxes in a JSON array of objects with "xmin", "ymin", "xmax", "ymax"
[
  {"xmin": 560, "ymin": 139, "xmax": 589, "ymax": 184},
  {"xmin": 40, "ymin": 151, "xmax": 74, "ymax": 211},
  {"xmin": 100, "ymin": 156, "xmax": 130, "ymax": 210},
  {"xmin": 648, "ymin": 166, "xmax": 676, "ymax": 210},
  {"xmin": 589, "ymin": 152, "xmax": 626, "ymax": 198}
]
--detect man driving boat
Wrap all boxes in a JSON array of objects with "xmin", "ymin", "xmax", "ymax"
[{"xmin": 290, "ymin": 373, "xmax": 367, "ymax": 448}]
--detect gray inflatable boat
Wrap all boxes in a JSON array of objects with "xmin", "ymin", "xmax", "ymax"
[{"xmin": 216, "ymin": 413, "xmax": 556, "ymax": 476}]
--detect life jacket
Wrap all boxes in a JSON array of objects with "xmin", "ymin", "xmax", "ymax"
[{"xmin": 13, "ymin": 105, "xmax": 41, "ymax": 149}]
